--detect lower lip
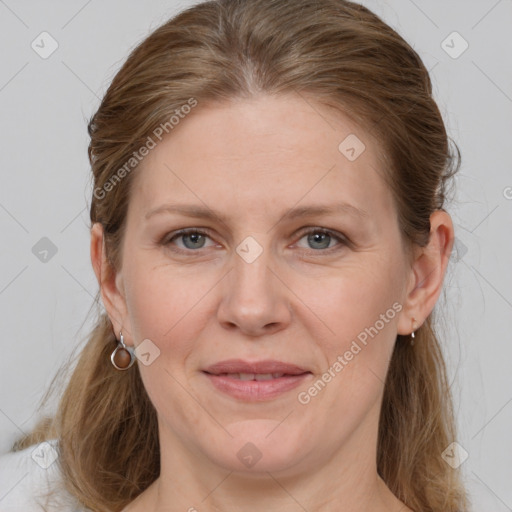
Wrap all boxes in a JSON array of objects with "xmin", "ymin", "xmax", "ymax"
[{"xmin": 203, "ymin": 372, "xmax": 312, "ymax": 401}]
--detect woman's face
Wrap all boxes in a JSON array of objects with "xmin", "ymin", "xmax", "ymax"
[{"xmin": 109, "ymin": 93, "xmax": 415, "ymax": 475}]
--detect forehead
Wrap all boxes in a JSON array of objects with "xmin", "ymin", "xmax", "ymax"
[{"xmin": 128, "ymin": 93, "xmax": 395, "ymax": 224}]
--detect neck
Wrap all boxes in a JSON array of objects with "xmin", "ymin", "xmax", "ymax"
[{"xmin": 127, "ymin": 417, "xmax": 409, "ymax": 512}]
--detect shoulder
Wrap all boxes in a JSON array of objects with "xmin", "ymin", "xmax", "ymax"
[{"xmin": 0, "ymin": 440, "xmax": 88, "ymax": 512}]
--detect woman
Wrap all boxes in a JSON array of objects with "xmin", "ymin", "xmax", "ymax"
[{"xmin": 0, "ymin": 0, "xmax": 469, "ymax": 511}]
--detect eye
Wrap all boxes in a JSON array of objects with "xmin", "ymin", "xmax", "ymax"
[
  {"xmin": 161, "ymin": 227, "xmax": 348, "ymax": 255},
  {"xmin": 294, "ymin": 228, "xmax": 347, "ymax": 252},
  {"xmin": 163, "ymin": 228, "xmax": 217, "ymax": 251}
]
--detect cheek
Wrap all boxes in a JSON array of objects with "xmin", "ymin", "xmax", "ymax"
[
  {"xmin": 124, "ymin": 263, "xmax": 209, "ymax": 431},
  {"xmin": 122, "ymin": 258, "xmax": 223, "ymax": 391},
  {"xmin": 298, "ymin": 268, "xmax": 402, "ymax": 427},
  {"xmin": 123, "ymin": 256, "xmax": 205, "ymax": 341},
  {"xmin": 312, "ymin": 258, "xmax": 404, "ymax": 354}
]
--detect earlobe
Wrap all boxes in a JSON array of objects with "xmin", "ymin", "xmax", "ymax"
[
  {"xmin": 397, "ymin": 210, "xmax": 454, "ymax": 336},
  {"xmin": 90, "ymin": 222, "xmax": 129, "ymax": 337}
]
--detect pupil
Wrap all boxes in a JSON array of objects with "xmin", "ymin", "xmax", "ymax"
[
  {"xmin": 186, "ymin": 233, "xmax": 204, "ymax": 248},
  {"xmin": 310, "ymin": 232, "xmax": 329, "ymax": 249}
]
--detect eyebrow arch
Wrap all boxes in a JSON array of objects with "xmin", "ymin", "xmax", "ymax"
[{"xmin": 145, "ymin": 202, "xmax": 369, "ymax": 223}]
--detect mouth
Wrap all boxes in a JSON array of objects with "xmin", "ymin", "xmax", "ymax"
[
  {"xmin": 207, "ymin": 372, "xmax": 299, "ymax": 380},
  {"xmin": 202, "ymin": 359, "xmax": 313, "ymax": 401}
]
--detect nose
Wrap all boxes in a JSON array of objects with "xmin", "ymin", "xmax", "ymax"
[{"xmin": 217, "ymin": 245, "xmax": 292, "ymax": 337}]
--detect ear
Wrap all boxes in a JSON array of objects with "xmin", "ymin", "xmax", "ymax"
[
  {"xmin": 397, "ymin": 210, "xmax": 454, "ymax": 335},
  {"xmin": 90, "ymin": 222, "xmax": 132, "ymax": 343}
]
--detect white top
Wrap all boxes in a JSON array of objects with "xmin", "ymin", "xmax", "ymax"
[{"xmin": 0, "ymin": 440, "xmax": 89, "ymax": 512}]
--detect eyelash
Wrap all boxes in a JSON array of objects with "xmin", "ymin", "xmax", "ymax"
[{"xmin": 161, "ymin": 227, "xmax": 349, "ymax": 256}]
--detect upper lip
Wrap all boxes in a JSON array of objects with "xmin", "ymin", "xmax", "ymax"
[{"xmin": 203, "ymin": 359, "xmax": 310, "ymax": 375}]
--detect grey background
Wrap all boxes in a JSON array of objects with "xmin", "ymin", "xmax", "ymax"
[{"xmin": 0, "ymin": 0, "xmax": 511, "ymax": 510}]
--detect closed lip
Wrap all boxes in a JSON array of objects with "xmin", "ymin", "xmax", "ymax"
[{"xmin": 203, "ymin": 359, "xmax": 311, "ymax": 376}]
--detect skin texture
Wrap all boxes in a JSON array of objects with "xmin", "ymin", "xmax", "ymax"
[{"xmin": 90, "ymin": 93, "xmax": 453, "ymax": 512}]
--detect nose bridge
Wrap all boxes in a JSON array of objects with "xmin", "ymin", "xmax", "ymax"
[
  {"xmin": 217, "ymin": 234, "xmax": 290, "ymax": 334},
  {"xmin": 231, "ymin": 235, "xmax": 277, "ymax": 306}
]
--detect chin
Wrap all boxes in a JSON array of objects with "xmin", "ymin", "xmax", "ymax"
[{"xmin": 209, "ymin": 418, "xmax": 309, "ymax": 474}]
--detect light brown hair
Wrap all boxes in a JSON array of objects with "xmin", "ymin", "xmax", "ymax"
[{"xmin": 15, "ymin": 0, "xmax": 468, "ymax": 511}]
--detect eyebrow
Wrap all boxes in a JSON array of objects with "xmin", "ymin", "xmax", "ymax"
[{"xmin": 145, "ymin": 202, "xmax": 369, "ymax": 223}]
